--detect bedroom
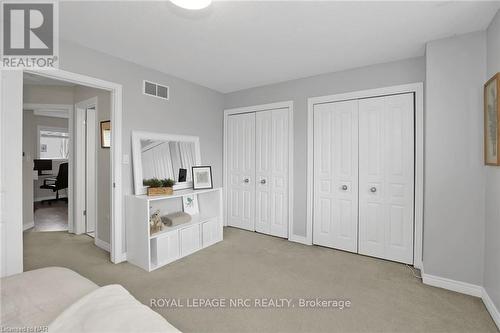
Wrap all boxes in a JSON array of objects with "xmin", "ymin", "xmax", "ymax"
[{"xmin": 1, "ymin": 1, "xmax": 500, "ymax": 332}]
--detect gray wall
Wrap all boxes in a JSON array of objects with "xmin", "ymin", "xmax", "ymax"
[
  {"xmin": 59, "ymin": 40, "xmax": 225, "ymax": 253},
  {"xmin": 424, "ymin": 32, "xmax": 486, "ymax": 285},
  {"xmin": 485, "ymin": 9, "xmax": 500, "ymax": 313},
  {"xmin": 24, "ymin": 85, "xmax": 75, "ymax": 105},
  {"xmin": 74, "ymin": 86, "xmax": 112, "ymax": 244},
  {"xmin": 224, "ymin": 57, "xmax": 425, "ymax": 238}
]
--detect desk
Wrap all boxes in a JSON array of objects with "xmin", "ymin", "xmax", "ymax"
[{"xmin": 32, "ymin": 171, "xmax": 55, "ymax": 181}]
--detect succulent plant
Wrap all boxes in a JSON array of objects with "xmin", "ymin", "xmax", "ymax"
[
  {"xmin": 143, "ymin": 178, "xmax": 176, "ymax": 188},
  {"xmin": 161, "ymin": 178, "xmax": 175, "ymax": 187}
]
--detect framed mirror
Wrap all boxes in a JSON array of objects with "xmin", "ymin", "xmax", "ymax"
[{"xmin": 131, "ymin": 131, "xmax": 201, "ymax": 195}]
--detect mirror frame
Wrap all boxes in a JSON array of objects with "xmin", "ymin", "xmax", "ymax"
[{"xmin": 131, "ymin": 130, "xmax": 201, "ymax": 195}]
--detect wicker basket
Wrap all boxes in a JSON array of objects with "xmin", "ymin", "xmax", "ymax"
[{"xmin": 147, "ymin": 187, "xmax": 174, "ymax": 196}]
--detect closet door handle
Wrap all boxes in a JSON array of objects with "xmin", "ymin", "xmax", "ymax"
[
  {"xmin": 244, "ymin": 178, "xmax": 249, "ymax": 183},
  {"xmin": 370, "ymin": 187, "xmax": 377, "ymax": 193},
  {"xmin": 260, "ymin": 179, "xmax": 266, "ymax": 184},
  {"xmin": 341, "ymin": 185, "xmax": 348, "ymax": 191}
]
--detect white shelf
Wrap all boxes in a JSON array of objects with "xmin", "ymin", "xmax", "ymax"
[
  {"xmin": 134, "ymin": 187, "xmax": 221, "ymax": 202},
  {"xmin": 149, "ymin": 214, "xmax": 218, "ymax": 239},
  {"xmin": 126, "ymin": 187, "xmax": 223, "ymax": 272}
]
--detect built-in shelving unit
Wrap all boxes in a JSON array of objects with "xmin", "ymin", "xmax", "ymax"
[{"xmin": 126, "ymin": 188, "xmax": 223, "ymax": 271}]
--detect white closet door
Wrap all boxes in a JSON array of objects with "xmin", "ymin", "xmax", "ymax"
[
  {"xmin": 358, "ymin": 93, "xmax": 414, "ymax": 264},
  {"xmin": 313, "ymin": 100, "xmax": 359, "ymax": 252},
  {"xmin": 226, "ymin": 113, "xmax": 256, "ymax": 231},
  {"xmin": 255, "ymin": 109, "xmax": 289, "ymax": 238}
]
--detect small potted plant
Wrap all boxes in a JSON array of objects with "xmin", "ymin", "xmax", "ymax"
[{"xmin": 143, "ymin": 178, "xmax": 176, "ymax": 196}]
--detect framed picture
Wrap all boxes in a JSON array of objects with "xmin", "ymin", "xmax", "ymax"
[
  {"xmin": 485, "ymin": 73, "xmax": 500, "ymax": 165},
  {"xmin": 182, "ymin": 194, "xmax": 199, "ymax": 215},
  {"xmin": 192, "ymin": 166, "xmax": 213, "ymax": 190},
  {"xmin": 100, "ymin": 120, "xmax": 111, "ymax": 148}
]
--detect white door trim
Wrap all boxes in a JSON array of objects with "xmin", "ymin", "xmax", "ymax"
[
  {"xmin": 307, "ymin": 83, "xmax": 424, "ymax": 269},
  {"xmin": 223, "ymin": 101, "xmax": 294, "ymax": 240},
  {"xmin": 0, "ymin": 70, "xmax": 24, "ymax": 277},
  {"xmin": 74, "ymin": 102, "xmax": 86, "ymax": 234},
  {"xmin": 85, "ymin": 104, "xmax": 97, "ymax": 236},
  {"xmin": 74, "ymin": 97, "xmax": 98, "ymax": 240},
  {"xmin": 23, "ymin": 69, "xmax": 124, "ymax": 264}
]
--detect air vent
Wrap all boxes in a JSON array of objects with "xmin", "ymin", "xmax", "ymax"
[{"xmin": 143, "ymin": 80, "xmax": 169, "ymax": 100}]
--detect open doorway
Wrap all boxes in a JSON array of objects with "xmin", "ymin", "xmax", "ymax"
[
  {"xmin": 22, "ymin": 72, "xmax": 112, "ymax": 251},
  {"xmin": 1, "ymin": 69, "xmax": 123, "ymax": 277}
]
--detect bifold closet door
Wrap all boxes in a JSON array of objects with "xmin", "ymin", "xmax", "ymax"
[
  {"xmin": 226, "ymin": 112, "xmax": 256, "ymax": 231},
  {"xmin": 313, "ymin": 100, "xmax": 359, "ymax": 253},
  {"xmin": 255, "ymin": 109, "xmax": 289, "ymax": 238},
  {"xmin": 358, "ymin": 94, "xmax": 414, "ymax": 264}
]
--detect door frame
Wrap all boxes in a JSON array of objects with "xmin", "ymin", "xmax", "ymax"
[
  {"xmin": 27, "ymin": 70, "xmax": 124, "ymax": 263},
  {"xmin": 223, "ymin": 101, "xmax": 294, "ymax": 239},
  {"xmin": 1, "ymin": 69, "xmax": 124, "ymax": 275},
  {"xmin": 307, "ymin": 83, "xmax": 424, "ymax": 269},
  {"xmin": 74, "ymin": 97, "xmax": 98, "ymax": 239},
  {"xmin": 1, "ymin": 70, "xmax": 24, "ymax": 277}
]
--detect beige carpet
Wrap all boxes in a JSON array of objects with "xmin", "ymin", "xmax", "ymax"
[{"xmin": 23, "ymin": 228, "xmax": 498, "ymax": 333}]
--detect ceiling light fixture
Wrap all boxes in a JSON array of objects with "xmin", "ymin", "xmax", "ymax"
[{"xmin": 170, "ymin": 0, "xmax": 212, "ymax": 10}]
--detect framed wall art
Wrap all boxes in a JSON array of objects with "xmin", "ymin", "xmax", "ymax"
[
  {"xmin": 182, "ymin": 194, "xmax": 199, "ymax": 215},
  {"xmin": 100, "ymin": 120, "xmax": 111, "ymax": 148},
  {"xmin": 485, "ymin": 73, "xmax": 500, "ymax": 166},
  {"xmin": 192, "ymin": 166, "xmax": 213, "ymax": 190}
]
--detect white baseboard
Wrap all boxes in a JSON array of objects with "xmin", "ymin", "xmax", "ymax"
[
  {"xmin": 94, "ymin": 238, "xmax": 110, "ymax": 252},
  {"xmin": 95, "ymin": 241, "xmax": 127, "ymax": 263},
  {"xmin": 288, "ymin": 234, "xmax": 311, "ymax": 245},
  {"xmin": 113, "ymin": 252, "xmax": 127, "ymax": 264},
  {"xmin": 421, "ymin": 268, "xmax": 499, "ymax": 329},
  {"xmin": 482, "ymin": 288, "xmax": 500, "ymax": 330},
  {"xmin": 422, "ymin": 272, "xmax": 483, "ymax": 297},
  {"xmin": 23, "ymin": 222, "xmax": 34, "ymax": 231}
]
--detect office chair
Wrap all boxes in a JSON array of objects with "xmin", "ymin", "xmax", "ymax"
[{"xmin": 40, "ymin": 162, "xmax": 68, "ymax": 205}]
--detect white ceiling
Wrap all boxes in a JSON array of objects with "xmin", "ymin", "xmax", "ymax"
[{"xmin": 60, "ymin": 1, "xmax": 500, "ymax": 93}]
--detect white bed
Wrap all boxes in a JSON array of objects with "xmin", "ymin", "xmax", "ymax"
[{"xmin": 1, "ymin": 267, "xmax": 180, "ymax": 333}]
